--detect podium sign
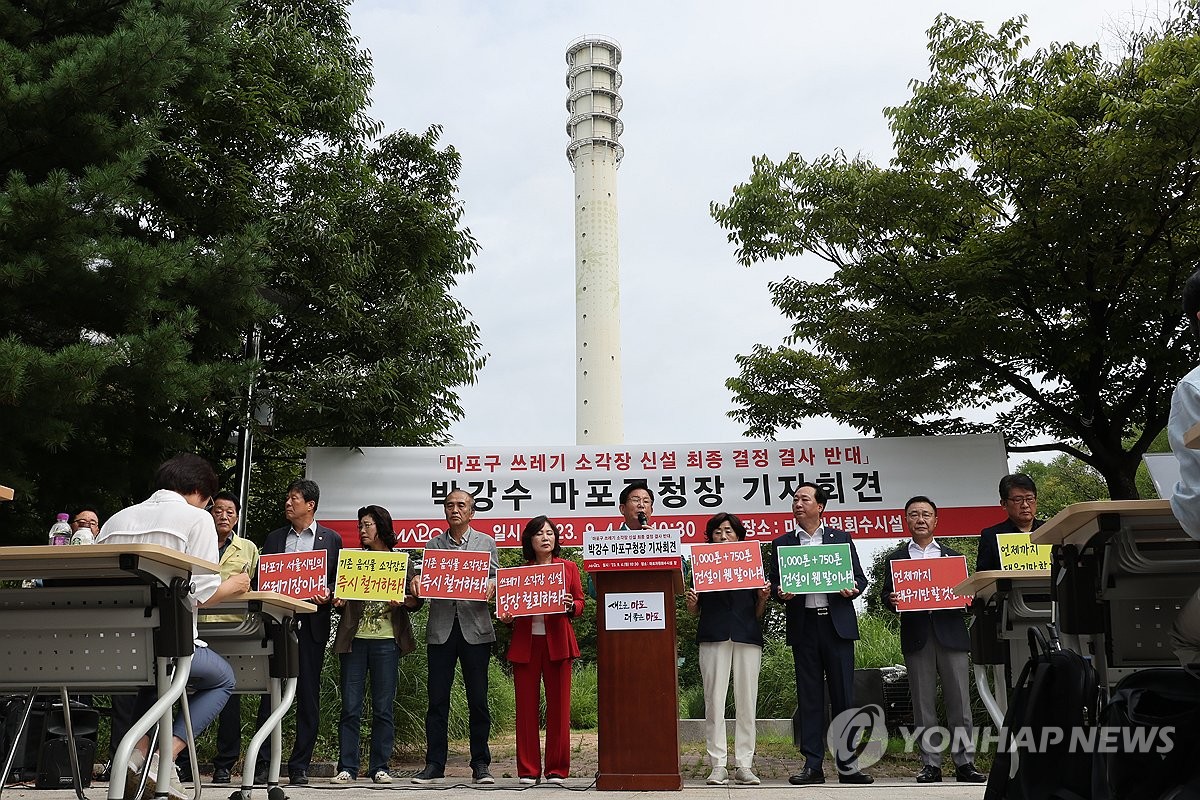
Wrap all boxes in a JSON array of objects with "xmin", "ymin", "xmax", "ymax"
[
  {"xmin": 583, "ymin": 527, "xmax": 681, "ymax": 571},
  {"xmin": 591, "ymin": 529, "xmax": 684, "ymax": 790}
]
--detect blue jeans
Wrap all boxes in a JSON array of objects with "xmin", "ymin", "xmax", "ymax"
[
  {"xmin": 338, "ymin": 638, "xmax": 399, "ymax": 776},
  {"xmin": 132, "ymin": 645, "xmax": 235, "ymax": 745}
]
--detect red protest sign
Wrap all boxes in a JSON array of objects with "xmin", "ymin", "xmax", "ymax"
[
  {"xmin": 419, "ymin": 549, "xmax": 491, "ymax": 600},
  {"xmin": 495, "ymin": 563, "xmax": 567, "ymax": 617},
  {"xmin": 690, "ymin": 541, "xmax": 765, "ymax": 592},
  {"xmin": 890, "ymin": 555, "xmax": 972, "ymax": 612},
  {"xmin": 257, "ymin": 551, "xmax": 327, "ymax": 599}
]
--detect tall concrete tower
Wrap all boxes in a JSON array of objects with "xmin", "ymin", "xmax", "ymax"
[{"xmin": 566, "ymin": 35, "xmax": 625, "ymax": 445}]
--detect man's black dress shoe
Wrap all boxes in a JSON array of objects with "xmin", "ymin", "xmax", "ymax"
[
  {"xmin": 917, "ymin": 765, "xmax": 944, "ymax": 783},
  {"xmin": 788, "ymin": 767, "xmax": 826, "ymax": 785},
  {"xmin": 212, "ymin": 768, "xmax": 231, "ymax": 784},
  {"xmin": 956, "ymin": 763, "xmax": 987, "ymax": 783},
  {"xmin": 288, "ymin": 772, "xmax": 308, "ymax": 786},
  {"xmin": 253, "ymin": 768, "xmax": 268, "ymax": 785},
  {"xmin": 839, "ymin": 770, "xmax": 874, "ymax": 784}
]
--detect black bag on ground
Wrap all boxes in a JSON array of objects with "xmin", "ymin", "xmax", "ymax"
[
  {"xmin": 985, "ymin": 625, "xmax": 1100, "ymax": 800},
  {"xmin": 1097, "ymin": 668, "xmax": 1200, "ymax": 800}
]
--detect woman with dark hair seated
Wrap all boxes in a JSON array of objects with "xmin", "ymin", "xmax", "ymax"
[
  {"xmin": 685, "ymin": 512, "xmax": 770, "ymax": 786},
  {"xmin": 497, "ymin": 516, "xmax": 585, "ymax": 785},
  {"xmin": 330, "ymin": 505, "xmax": 421, "ymax": 784}
]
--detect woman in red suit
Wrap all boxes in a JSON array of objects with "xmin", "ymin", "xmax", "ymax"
[{"xmin": 498, "ymin": 516, "xmax": 585, "ymax": 785}]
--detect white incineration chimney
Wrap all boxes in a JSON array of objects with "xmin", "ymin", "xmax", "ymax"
[{"xmin": 566, "ymin": 35, "xmax": 625, "ymax": 445}]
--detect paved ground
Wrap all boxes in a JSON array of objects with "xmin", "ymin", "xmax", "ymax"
[{"xmin": 0, "ymin": 780, "xmax": 990, "ymax": 800}]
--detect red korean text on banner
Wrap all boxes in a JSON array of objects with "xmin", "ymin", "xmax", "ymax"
[
  {"xmin": 419, "ymin": 549, "xmax": 491, "ymax": 601},
  {"xmin": 257, "ymin": 551, "xmax": 327, "ymax": 599},
  {"xmin": 689, "ymin": 541, "xmax": 765, "ymax": 593},
  {"xmin": 495, "ymin": 563, "xmax": 567, "ymax": 618},
  {"xmin": 890, "ymin": 555, "xmax": 972, "ymax": 612}
]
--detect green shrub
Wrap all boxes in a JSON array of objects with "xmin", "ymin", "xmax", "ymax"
[
  {"xmin": 569, "ymin": 662, "xmax": 598, "ymax": 729},
  {"xmin": 679, "ymin": 683, "xmax": 706, "ymax": 719},
  {"xmin": 755, "ymin": 638, "xmax": 798, "ymax": 718},
  {"xmin": 855, "ymin": 612, "xmax": 904, "ymax": 668}
]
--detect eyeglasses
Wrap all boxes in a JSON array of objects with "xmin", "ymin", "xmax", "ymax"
[
  {"xmin": 1006, "ymin": 495, "xmax": 1037, "ymax": 506},
  {"xmin": 358, "ymin": 521, "xmax": 376, "ymax": 530},
  {"xmin": 72, "ymin": 519, "xmax": 98, "ymax": 528}
]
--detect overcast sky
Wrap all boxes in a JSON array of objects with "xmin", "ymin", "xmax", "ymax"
[{"xmin": 349, "ymin": 0, "xmax": 1159, "ymax": 455}]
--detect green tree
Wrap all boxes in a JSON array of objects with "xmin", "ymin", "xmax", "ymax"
[
  {"xmin": 711, "ymin": 6, "xmax": 1200, "ymax": 500},
  {"xmin": 0, "ymin": 1, "xmax": 483, "ymax": 540},
  {"xmin": 1012, "ymin": 430, "xmax": 1164, "ymax": 518}
]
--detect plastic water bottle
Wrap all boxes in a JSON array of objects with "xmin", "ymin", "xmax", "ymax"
[{"xmin": 48, "ymin": 513, "xmax": 71, "ymax": 546}]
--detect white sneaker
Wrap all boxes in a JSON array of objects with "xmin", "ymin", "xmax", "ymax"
[
  {"xmin": 545, "ymin": 775, "xmax": 565, "ymax": 785},
  {"xmin": 372, "ymin": 771, "xmax": 393, "ymax": 784},
  {"xmin": 124, "ymin": 754, "xmax": 145, "ymax": 800},
  {"xmin": 330, "ymin": 771, "xmax": 354, "ymax": 784},
  {"xmin": 707, "ymin": 766, "xmax": 729, "ymax": 785},
  {"xmin": 519, "ymin": 776, "xmax": 538, "ymax": 785},
  {"xmin": 734, "ymin": 766, "xmax": 760, "ymax": 785},
  {"xmin": 145, "ymin": 754, "xmax": 188, "ymax": 800}
]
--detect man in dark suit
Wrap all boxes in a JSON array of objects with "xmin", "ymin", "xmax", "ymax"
[
  {"xmin": 253, "ymin": 479, "xmax": 342, "ymax": 786},
  {"xmin": 975, "ymin": 474, "xmax": 1044, "ymax": 572},
  {"xmin": 882, "ymin": 495, "xmax": 986, "ymax": 783},
  {"xmin": 768, "ymin": 482, "xmax": 872, "ymax": 785}
]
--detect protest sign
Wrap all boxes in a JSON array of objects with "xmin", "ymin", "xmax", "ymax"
[
  {"xmin": 776, "ymin": 544, "xmax": 855, "ymax": 594},
  {"xmin": 890, "ymin": 555, "xmax": 972, "ymax": 611},
  {"xmin": 495, "ymin": 563, "xmax": 567, "ymax": 617},
  {"xmin": 257, "ymin": 551, "xmax": 327, "ymax": 599},
  {"xmin": 689, "ymin": 541, "xmax": 765, "ymax": 592},
  {"xmin": 997, "ymin": 533, "xmax": 1053, "ymax": 571},
  {"xmin": 334, "ymin": 550, "xmax": 409, "ymax": 601},
  {"xmin": 419, "ymin": 549, "xmax": 491, "ymax": 601}
]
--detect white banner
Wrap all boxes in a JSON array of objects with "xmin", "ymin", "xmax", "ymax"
[{"xmin": 305, "ymin": 433, "xmax": 1008, "ymax": 548}]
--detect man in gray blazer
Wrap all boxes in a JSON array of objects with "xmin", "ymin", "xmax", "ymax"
[{"xmin": 410, "ymin": 489, "xmax": 499, "ymax": 785}]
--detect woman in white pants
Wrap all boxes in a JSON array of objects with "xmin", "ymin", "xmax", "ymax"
[{"xmin": 685, "ymin": 513, "xmax": 770, "ymax": 786}]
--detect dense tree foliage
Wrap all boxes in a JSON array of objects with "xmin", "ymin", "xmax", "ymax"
[
  {"xmin": 711, "ymin": 5, "xmax": 1200, "ymax": 499},
  {"xmin": 0, "ymin": 0, "xmax": 483, "ymax": 540}
]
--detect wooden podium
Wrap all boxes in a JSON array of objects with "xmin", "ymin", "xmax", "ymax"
[{"xmin": 594, "ymin": 566, "xmax": 685, "ymax": 791}]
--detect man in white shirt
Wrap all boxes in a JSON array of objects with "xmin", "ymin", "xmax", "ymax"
[
  {"xmin": 767, "ymin": 482, "xmax": 871, "ymax": 785},
  {"xmin": 97, "ymin": 454, "xmax": 250, "ymax": 800},
  {"xmin": 1170, "ymin": 269, "xmax": 1200, "ymax": 664},
  {"xmin": 252, "ymin": 479, "xmax": 342, "ymax": 785},
  {"xmin": 881, "ymin": 496, "xmax": 984, "ymax": 783}
]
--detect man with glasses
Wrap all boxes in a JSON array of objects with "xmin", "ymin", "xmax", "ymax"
[
  {"xmin": 69, "ymin": 506, "xmax": 101, "ymax": 536},
  {"xmin": 975, "ymin": 474, "xmax": 1044, "ymax": 572},
  {"xmin": 882, "ymin": 496, "xmax": 985, "ymax": 784}
]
